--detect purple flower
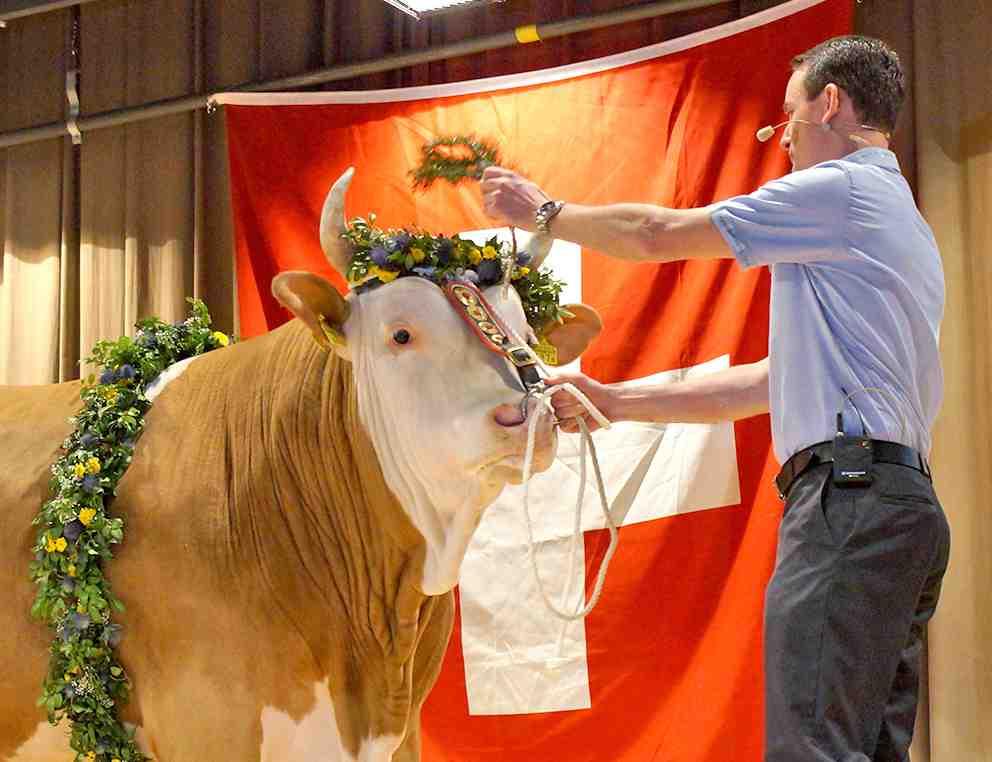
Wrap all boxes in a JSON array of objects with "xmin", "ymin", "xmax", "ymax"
[
  {"xmin": 137, "ymin": 332, "xmax": 157, "ymax": 349},
  {"xmin": 393, "ymin": 232, "xmax": 412, "ymax": 251},
  {"xmin": 516, "ymin": 251, "xmax": 532, "ymax": 266},
  {"xmin": 79, "ymin": 432, "xmax": 98, "ymax": 449},
  {"xmin": 477, "ymin": 259, "xmax": 502, "ymax": 286},
  {"xmin": 71, "ymin": 611, "xmax": 90, "ymax": 630},
  {"xmin": 369, "ymin": 246, "xmax": 390, "ymax": 267},
  {"xmin": 60, "ymin": 577, "xmax": 76, "ymax": 594},
  {"xmin": 434, "ymin": 238, "xmax": 454, "ymax": 265},
  {"xmin": 412, "ymin": 266, "xmax": 438, "ymax": 280},
  {"xmin": 116, "ymin": 364, "xmax": 136, "ymax": 380},
  {"xmin": 99, "ymin": 370, "xmax": 116, "ymax": 385},
  {"xmin": 81, "ymin": 475, "xmax": 98, "ymax": 493},
  {"xmin": 63, "ymin": 520, "xmax": 85, "ymax": 542}
]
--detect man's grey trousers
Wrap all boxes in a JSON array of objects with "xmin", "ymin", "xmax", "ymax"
[{"xmin": 764, "ymin": 462, "xmax": 951, "ymax": 761}]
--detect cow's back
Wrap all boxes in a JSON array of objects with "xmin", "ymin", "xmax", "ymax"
[{"xmin": 0, "ymin": 382, "xmax": 83, "ymax": 760}]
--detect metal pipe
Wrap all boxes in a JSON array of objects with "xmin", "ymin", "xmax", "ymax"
[
  {"xmin": 0, "ymin": 0, "xmax": 102, "ymax": 23},
  {"xmin": 0, "ymin": 0, "xmax": 728, "ymax": 148}
]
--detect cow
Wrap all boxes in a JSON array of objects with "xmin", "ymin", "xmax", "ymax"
[{"xmin": 0, "ymin": 168, "xmax": 603, "ymax": 762}]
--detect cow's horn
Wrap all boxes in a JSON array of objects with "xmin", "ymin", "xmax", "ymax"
[
  {"xmin": 524, "ymin": 230, "xmax": 554, "ymax": 270},
  {"xmin": 319, "ymin": 167, "xmax": 356, "ymax": 277}
]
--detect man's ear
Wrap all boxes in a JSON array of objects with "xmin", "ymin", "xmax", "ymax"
[
  {"xmin": 536, "ymin": 304, "xmax": 603, "ymax": 366},
  {"xmin": 822, "ymin": 82, "xmax": 842, "ymax": 124},
  {"xmin": 271, "ymin": 271, "xmax": 351, "ymax": 359}
]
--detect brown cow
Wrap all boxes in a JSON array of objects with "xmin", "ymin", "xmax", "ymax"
[{"xmin": 0, "ymin": 169, "xmax": 602, "ymax": 761}]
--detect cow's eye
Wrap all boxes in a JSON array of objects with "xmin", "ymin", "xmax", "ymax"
[{"xmin": 393, "ymin": 329, "xmax": 412, "ymax": 345}]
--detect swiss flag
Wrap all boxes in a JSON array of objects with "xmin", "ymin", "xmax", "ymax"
[{"xmin": 218, "ymin": 1, "xmax": 852, "ymax": 759}]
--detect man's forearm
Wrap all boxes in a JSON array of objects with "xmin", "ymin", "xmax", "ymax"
[
  {"xmin": 548, "ymin": 202, "xmax": 728, "ymax": 264},
  {"xmin": 609, "ymin": 358, "xmax": 769, "ymax": 424},
  {"xmin": 547, "ymin": 203, "xmax": 671, "ymax": 262}
]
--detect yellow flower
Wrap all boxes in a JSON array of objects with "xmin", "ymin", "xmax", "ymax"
[
  {"xmin": 86, "ymin": 457, "xmax": 101, "ymax": 475},
  {"xmin": 76, "ymin": 604, "xmax": 86, "ymax": 614},
  {"xmin": 409, "ymin": 247, "xmax": 426, "ymax": 264},
  {"xmin": 467, "ymin": 247, "xmax": 482, "ymax": 265},
  {"xmin": 104, "ymin": 387, "xmax": 119, "ymax": 403},
  {"xmin": 73, "ymin": 463, "xmax": 86, "ymax": 479},
  {"xmin": 78, "ymin": 508, "xmax": 97, "ymax": 526},
  {"xmin": 67, "ymin": 564, "xmax": 77, "ymax": 577},
  {"xmin": 45, "ymin": 537, "xmax": 58, "ymax": 553},
  {"xmin": 54, "ymin": 537, "xmax": 67, "ymax": 553},
  {"xmin": 482, "ymin": 245, "xmax": 499, "ymax": 260},
  {"xmin": 212, "ymin": 331, "xmax": 230, "ymax": 347},
  {"xmin": 370, "ymin": 266, "xmax": 399, "ymax": 283},
  {"xmin": 85, "ymin": 753, "xmax": 96, "ymax": 762},
  {"xmin": 517, "ymin": 266, "xmax": 531, "ymax": 277}
]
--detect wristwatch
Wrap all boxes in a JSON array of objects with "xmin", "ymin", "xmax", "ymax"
[{"xmin": 534, "ymin": 199, "xmax": 565, "ymax": 234}]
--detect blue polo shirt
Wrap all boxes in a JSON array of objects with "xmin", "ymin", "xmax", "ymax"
[{"xmin": 710, "ymin": 148, "xmax": 944, "ymax": 464}]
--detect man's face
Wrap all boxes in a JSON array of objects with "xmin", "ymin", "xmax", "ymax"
[{"xmin": 781, "ymin": 67, "xmax": 833, "ymax": 172}]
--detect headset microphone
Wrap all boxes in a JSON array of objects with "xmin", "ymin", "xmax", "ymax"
[
  {"xmin": 756, "ymin": 119, "xmax": 891, "ymax": 144},
  {"xmin": 755, "ymin": 119, "xmax": 828, "ymax": 142}
]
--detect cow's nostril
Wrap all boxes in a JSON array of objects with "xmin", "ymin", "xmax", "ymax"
[{"xmin": 493, "ymin": 404, "xmax": 526, "ymax": 427}]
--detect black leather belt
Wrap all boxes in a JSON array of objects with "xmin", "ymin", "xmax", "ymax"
[{"xmin": 774, "ymin": 439, "xmax": 931, "ymax": 500}]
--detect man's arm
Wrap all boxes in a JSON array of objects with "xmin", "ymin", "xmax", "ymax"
[
  {"xmin": 545, "ymin": 202, "xmax": 733, "ymax": 263},
  {"xmin": 480, "ymin": 166, "xmax": 733, "ymax": 263},
  {"xmin": 548, "ymin": 358, "xmax": 769, "ymax": 433}
]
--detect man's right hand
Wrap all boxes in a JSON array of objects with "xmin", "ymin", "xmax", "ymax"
[{"xmin": 480, "ymin": 166, "xmax": 551, "ymax": 231}]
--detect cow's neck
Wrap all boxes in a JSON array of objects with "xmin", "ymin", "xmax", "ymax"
[
  {"xmin": 348, "ymin": 334, "xmax": 490, "ymax": 598},
  {"xmin": 214, "ymin": 322, "xmax": 431, "ymax": 662}
]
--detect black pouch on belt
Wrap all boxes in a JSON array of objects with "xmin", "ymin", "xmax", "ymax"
[{"xmin": 832, "ymin": 413, "xmax": 874, "ymax": 487}]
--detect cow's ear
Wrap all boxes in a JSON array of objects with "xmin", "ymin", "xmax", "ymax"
[
  {"xmin": 271, "ymin": 271, "xmax": 351, "ymax": 358},
  {"xmin": 536, "ymin": 304, "xmax": 603, "ymax": 366}
]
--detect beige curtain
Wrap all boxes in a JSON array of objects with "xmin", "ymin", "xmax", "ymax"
[
  {"xmin": 1, "ymin": 1, "xmax": 988, "ymax": 760},
  {"xmin": 914, "ymin": 2, "xmax": 992, "ymax": 760},
  {"xmin": 0, "ymin": 11, "xmax": 72, "ymax": 383}
]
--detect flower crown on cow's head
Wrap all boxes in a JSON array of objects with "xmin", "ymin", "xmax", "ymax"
[{"xmin": 340, "ymin": 214, "xmax": 569, "ymax": 332}]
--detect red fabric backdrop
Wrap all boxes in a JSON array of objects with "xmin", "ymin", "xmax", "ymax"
[{"xmin": 223, "ymin": 2, "xmax": 852, "ymax": 759}]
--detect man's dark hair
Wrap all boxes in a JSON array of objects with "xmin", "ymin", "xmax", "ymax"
[{"xmin": 791, "ymin": 35, "xmax": 905, "ymax": 133}]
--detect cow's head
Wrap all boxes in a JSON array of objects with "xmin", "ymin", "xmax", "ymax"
[{"xmin": 272, "ymin": 168, "xmax": 601, "ymax": 593}]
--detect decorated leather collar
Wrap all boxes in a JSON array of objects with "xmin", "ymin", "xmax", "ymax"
[{"xmin": 444, "ymin": 280, "xmax": 544, "ymax": 392}]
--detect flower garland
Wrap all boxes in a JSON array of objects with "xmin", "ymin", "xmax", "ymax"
[
  {"xmin": 29, "ymin": 298, "xmax": 230, "ymax": 762},
  {"xmin": 342, "ymin": 214, "xmax": 569, "ymax": 331}
]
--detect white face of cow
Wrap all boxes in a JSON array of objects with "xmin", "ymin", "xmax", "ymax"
[
  {"xmin": 344, "ymin": 277, "xmax": 557, "ymax": 593},
  {"xmin": 272, "ymin": 168, "xmax": 602, "ymax": 595}
]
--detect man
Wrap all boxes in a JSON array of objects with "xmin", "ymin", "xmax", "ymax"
[{"xmin": 481, "ymin": 35, "xmax": 950, "ymax": 762}]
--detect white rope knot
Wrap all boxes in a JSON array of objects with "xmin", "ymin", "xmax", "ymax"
[{"xmin": 521, "ymin": 383, "xmax": 618, "ymax": 621}]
